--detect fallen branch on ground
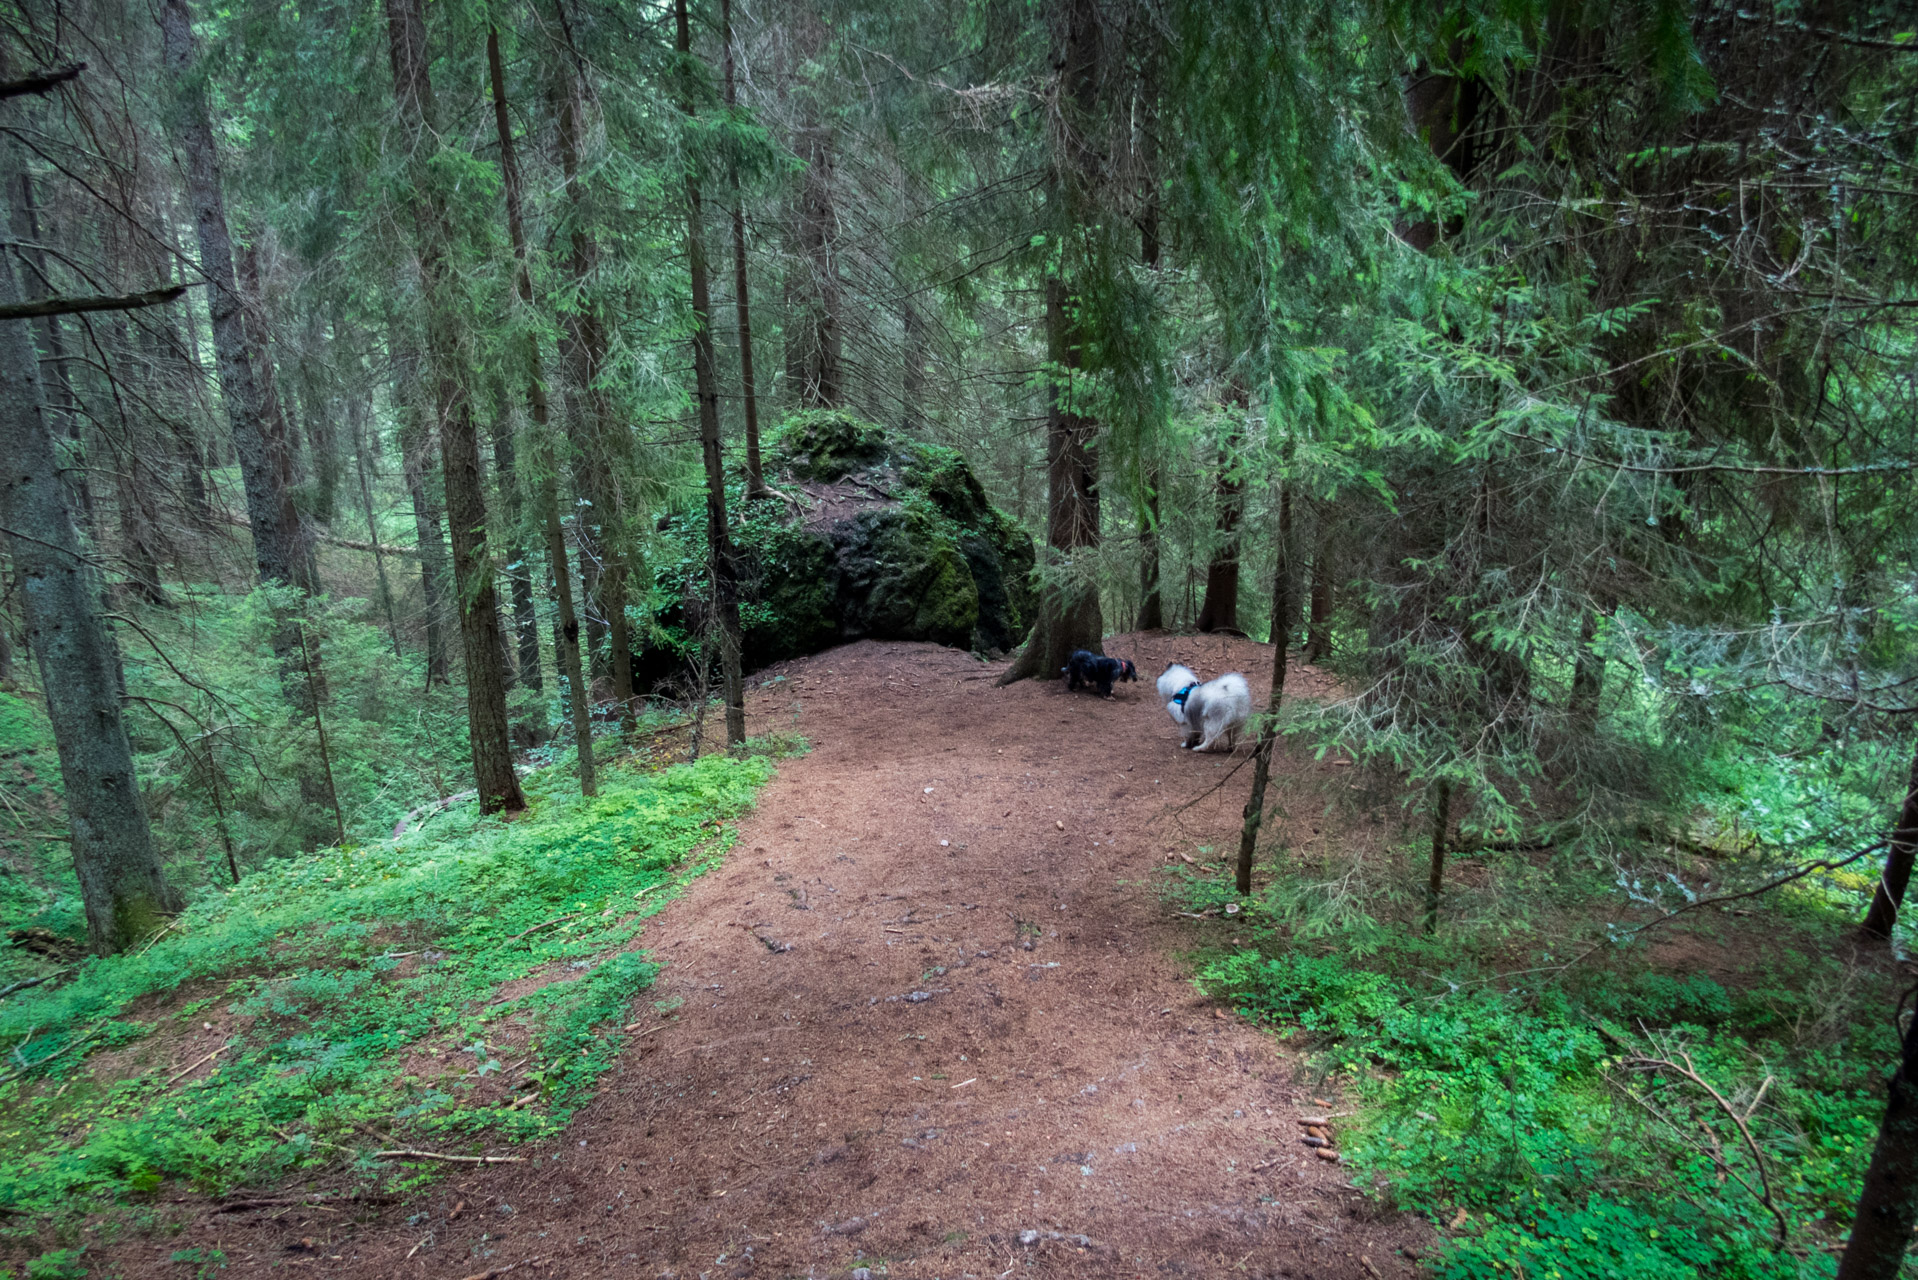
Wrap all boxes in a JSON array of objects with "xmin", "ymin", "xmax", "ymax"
[{"xmin": 373, "ymin": 1149, "xmax": 525, "ymax": 1165}]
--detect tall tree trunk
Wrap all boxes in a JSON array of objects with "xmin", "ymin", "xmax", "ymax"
[
  {"xmin": 543, "ymin": 468, "xmax": 596, "ymax": 794},
  {"xmin": 154, "ymin": 0, "xmax": 319, "ymax": 602},
  {"xmin": 0, "ymin": 129, "xmax": 178, "ymax": 954},
  {"xmin": 488, "ymin": 29, "xmax": 590, "ymax": 779},
  {"xmin": 490, "ymin": 410, "xmax": 540, "ymax": 692},
  {"xmin": 1196, "ymin": 418, "xmax": 1244, "ymax": 634},
  {"xmin": 385, "ymin": 0, "xmax": 524, "ymax": 814},
  {"xmin": 1836, "ymin": 1000, "xmax": 1918, "ymax": 1280},
  {"xmin": 680, "ymin": 0, "xmax": 746, "ymax": 747},
  {"xmin": 723, "ymin": 0, "xmax": 768, "ymax": 498},
  {"xmin": 998, "ymin": 0, "xmax": 1105, "ymax": 684},
  {"xmin": 999, "ymin": 276, "xmax": 1103, "ymax": 683},
  {"xmin": 1234, "ymin": 484, "xmax": 1292, "ymax": 896},
  {"xmin": 551, "ymin": 44, "xmax": 635, "ymax": 732},
  {"xmin": 1137, "ymin": 469, "xmax": 1163, "ymax": 631},
  {"xmin": 1862, "ymin": 744, "xmax": 1918, "ymax": 939},
  {"xmin": 297, "ymin": 323, "xmax": 341, "ymax": 526},
  {"xmin": 1304, "ymin": 534, "xmax": 1333, "ymax": 662},
  {"xmin": 392, "ymin": 340, "xmax": 450, "ymax": 685}
]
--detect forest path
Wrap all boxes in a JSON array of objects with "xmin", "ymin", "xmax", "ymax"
[{"xmin": 211, "ymin": 635, "xmax": 1424, "ymax": 1279}]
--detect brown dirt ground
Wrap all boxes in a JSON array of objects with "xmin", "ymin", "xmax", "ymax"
[{"xmin": 91, "ymin": 633, "xmax": 1433, "ymax": 1279}]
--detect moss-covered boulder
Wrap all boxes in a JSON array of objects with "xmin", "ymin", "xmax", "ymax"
[{"xmin": 637, "ymin": 412, "xmax": 1034, "ymax": 682}]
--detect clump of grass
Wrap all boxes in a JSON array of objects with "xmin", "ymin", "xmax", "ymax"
[{"xmin": 0, "ymin": 752, "xmax": 773, "ymax": 1220}]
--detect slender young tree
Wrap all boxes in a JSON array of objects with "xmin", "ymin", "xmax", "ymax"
[
  {"xmin": 679, "ymin": 0, "xmax": 745, "ymax": 746},
  {"xmin": 722, "ymin": 0, "xmax": 768, "ymax": 499},
  {"xmin": 1234, "ymin": 483, "xmax": 1291, "ymax": 895},
  {"xmin": 488, "ymin": 25, "xmax": 594, "ymax": 791},
  {"xmin": 0, "ymin": 121, "xmax": 178, "ymax": 954},
  {"xmin": 383, "ymin": 0, "xmax": 523, "ymax": 813},
  {"xmin": 1196, "ymin": 412, "xmax": 1244, "ymax": 634},
  {"xmin": 391, "ymin": 337, "xmax": 451, "ymax": 684}
]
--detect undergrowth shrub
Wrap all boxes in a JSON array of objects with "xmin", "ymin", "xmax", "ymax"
[
  {"xmin": 0, "ymin": 752, "xmax": 774, "ymax": 1220},
  {"xmin": 1200, "ymin": 947, "xmax": 1886, "ymax": 1279}
]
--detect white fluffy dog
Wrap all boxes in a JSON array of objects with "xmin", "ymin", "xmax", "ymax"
[
  {"xmin": 1158, "ymin": 662, "xmax": 1200, "ymax": 707},
  {"xmin": 1172, "ymin": 672, "xmax": 1252, "ymax": 752}
]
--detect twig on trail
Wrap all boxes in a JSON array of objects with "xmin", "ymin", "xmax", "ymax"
[
  {"xmin": 209, "ymin": 1192, "xmax": 393, "ymax": 1214},
  {"xmin": 507, "ymin": 913, "xmax": 578, "ymax": 942},
  {"xmin": 373, "ymin": 1149, "xmax": 525, "ymax": 1165},
  {"xmin": 456, "ymin": 1255, "xmax": 547, "ymax": 1280},
  {"xmin": 1619, "ymin": 1052, "xmax": 1787, "ymax": 1244},
  {"xmin": 165, "ymin": 1043, "xmax": 228, "ymax": 1088}
]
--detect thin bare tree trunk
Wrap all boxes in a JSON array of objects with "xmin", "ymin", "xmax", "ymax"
[
  {"xmin": 385, "ymin": 0, "xmax": 524, "ymax": 814},
  {"xmin": 1235, "ymin": 485, "xmax": 1291, "ymax": 896},
  {"xmin": 722, "ymin": 0, "xmax": 768, "ymax": 498},
  {"xmin": 1424, "ymin": 779, "xmax": 1452, "ymax": 934},
  {"xmin": 680, "ymin": 0, "xmax": 745, "ymax": 746},
  {"xmin": 1197, "ymin": 419, "xmax": 1244, "ymax": 635},
  {"xmin": 0, "ymin": 122, "xmax": 177, "ymax": 953},
  {"xmin": 551, "ymin": 43, "xmax": 635, "ymax": 733},
  {"xmin": 1304, "ymin": 534, "xmax": 1332, "ymax": 662},
  {"xmin": 349, "ymin": 388, "xmax": 402, "ymax": 657},
  {"xmin": 392, "ymin": 339, "xmax": 450, "ymax": 685}
]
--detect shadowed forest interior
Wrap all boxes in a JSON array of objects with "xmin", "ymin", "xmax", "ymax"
[{"xmin": 2, "ymin": 0, "xmax": 1918, "ymax": 1276}]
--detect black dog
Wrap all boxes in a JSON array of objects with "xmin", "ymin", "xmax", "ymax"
[{"xmin": 1063, "ymin": 649, "xmax": 1138, "ymax": 698}]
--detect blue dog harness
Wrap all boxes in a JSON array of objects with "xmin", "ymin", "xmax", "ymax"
[{"xmin": 1171, "ymin": 682, "xmax": 1198, "ymax": 708}]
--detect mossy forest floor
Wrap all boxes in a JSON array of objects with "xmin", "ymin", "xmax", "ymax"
[{"xmin": 2, "ymin": 636, "xmax": 1899, "ymax": 1279}]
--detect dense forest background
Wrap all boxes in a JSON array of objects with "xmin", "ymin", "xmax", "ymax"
[{"xmin": 4, "ymin": 0, "xmax": 1918, "ymax": 1273}]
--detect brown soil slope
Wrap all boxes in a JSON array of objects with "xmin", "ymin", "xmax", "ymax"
[{"xmin": 119, "ymin": 634, "xmax": 1427, "ymax": 1279}]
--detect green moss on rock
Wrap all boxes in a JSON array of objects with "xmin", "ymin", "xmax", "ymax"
[{"xmin": 637, "ymin": 415, "xmax": 1033, "ymax": 680}]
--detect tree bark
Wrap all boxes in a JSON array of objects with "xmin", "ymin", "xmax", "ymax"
[
  {"xmin": 161, "ymin": 1, "xmax": 314, "ymax": 594},
  {"xmin": 1137, "ymin": 468, "xmax": 1163, "ymax": 631},
  {"xmin": 0, "ymin": 128, "xmax": 177, "ymax": 954},
  {"xmin": 1836, "ymin": 1000, "xmax": 1918, "ymax": 1280},
  {"xmin": 551, "ymin": 45, "xmax": 635, "ymax": 732},
  {"xmin": 1196, "ymin": 418, "xmax": 1244, "ymax": 634},
  {"xmin": 1235, "ymin": 484, "xmax": 1292, "ymax": 896},
  {"xmin": 680, "ymin": 0, "xmax": 746, "ymax": 747},
  {"xmin": 1304, "ymin": 535, "xmax": 1332, "ymax": 662},
  {"xmin": 392, "ymin": 339, "xmax": 450, "ymax": 685},
  {"xmin": 722, "ymin": 0, "xmax": 768, "ymax": 498},
  {"xmin": 999, "ymin": 278, "xmax": 1103, "ymax": 683},
  {"xmin": 1862, "ymin": 744, "xmax": 1918, "ymax": 939},
  {"xmin": 384, "ymin": 0, "xmax": 524, "ymax": 814}
]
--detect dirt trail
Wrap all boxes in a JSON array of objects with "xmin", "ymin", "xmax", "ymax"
[{"xmin": 148, "ymin": 635, "xmax": 1426, "ymax": 1279}]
